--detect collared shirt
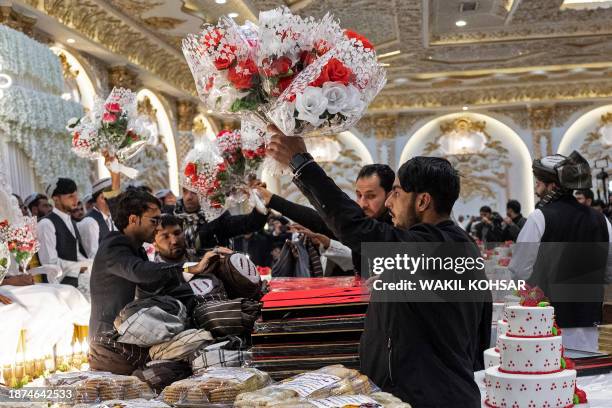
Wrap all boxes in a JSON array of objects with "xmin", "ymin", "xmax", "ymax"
[
  {"xmin": 78, "ymin": 207, "xmax": 116, "ymax": 258},
  {"xmin": 509, "ymin": 209, "xmax": 612, "ymax": 282},
  {"xmin": 37, "ymin": 207, "xmax": 92, "ymax": 279}
]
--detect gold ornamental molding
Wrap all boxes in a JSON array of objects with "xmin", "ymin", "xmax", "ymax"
[
  {"xmin": 369, "ymin": 80, "xmax": 612, "ymax": 112},
  {"xmin": 176, "ymin": 100, "xmax": 197, "ymax": 132},
  {"xmin": 108, "ymin": 65, "xmax": 140, "ymax": 90},
  {"xmin": 0, "ymin": 5, "xmax": 36, "ymax": 36},
  {"xmin": 22, "ymin": 0, "xmax": 196, "ymax": 96}
]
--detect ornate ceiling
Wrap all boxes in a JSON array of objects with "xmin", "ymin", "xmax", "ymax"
[{"xmin": 10, "ymin": 0, "xmax": 612, "ymax": 113}]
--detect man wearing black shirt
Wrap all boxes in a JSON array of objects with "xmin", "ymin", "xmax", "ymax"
[
  {"xmin": 89, "ymin": 189, "xmax": 216, "ymax": 374},
  {"xmin": 268, "ymin": 130, "xmax": 491, "ymax": 408}
]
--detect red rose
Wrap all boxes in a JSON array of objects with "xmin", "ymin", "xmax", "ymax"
[
  {"xmin": 255, "ymin": 146, "xmax": 266, "ymax": 156},
  {"xmin": 203, "ymin": 29, "xmax": 223, "ymax": 49},
  {"xmin": 217, "ymin": 129, "xmax": 232, "ymax": 138},
  {"xmin": 72, "ymin": 131, "xmax": 80, "ymax": 143},
  {"xmin": 300, "ymin": 50, "xmax": 317, "ymax": 67},
  {"xmin": 314, "ymin": 40, "xmax": 331, "ymax": 56},
  {"xmin": 277, "ymin": 74, "xmax": 295, "ymax": 94},
  {"xmin": 191, "ymin": 175, "xmax": 198, "ymax": 183},
  {"xmin": 344, "ymin": 29, "xmax": 374, "ymax": 50},
  {"xmin": 272, "ymin": 56, "xmax": 292, "ymax": 75},
  {"xmin": 105, "ymin": 102, "xmax": 121, "ymax": 113},
  {"xmin": 211, "ymin": 201, "xmax": 222, "ymax": 209},
  {"xmin": 310, "ymin": 58, "xmax": 352, "ymax": 87},
  {"xmin": 228, "ymin": 59, "xmax": 257, "ymax": 90},
  {"xmin": 7, "ymin": 242, "xmax": 16, "ymax": 251},
  {"xmin": 575, "ymin": 388, "xmax": 587, "ymax": 403},
  {"xmin": 205, "ymin": 76, "xmax": 215, "ymax": 92},
  {"xmin": 217, "ymin": 162, "xmax": 226, "ymax": 172},
  {"xmin": 102, "ymin": 112, "xmax": 117, "ymax": 123},
  {"xmin": 184, "ymin": 162, "xmax": 197, "ymax": 178},
  {"xmin": 214, "ymin": 44, "xmax": 237, "ymax": 70},
  {"xmin": 521, "ymin": 298, "xmax": 538, "ymax": 307}
]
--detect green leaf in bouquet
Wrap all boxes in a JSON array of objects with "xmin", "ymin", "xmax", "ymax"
[{"xmin": 0, "ymin": 258, "xmax": 7, "ymax": 268}]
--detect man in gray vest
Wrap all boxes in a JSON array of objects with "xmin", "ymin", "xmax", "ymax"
[
  {"xmin": 37, "ymin": 178, "xmax": 92, "ymax": 287},
  {"xmin": 78, "ymin": 178, "xmax": 116, "ymax": 258}
]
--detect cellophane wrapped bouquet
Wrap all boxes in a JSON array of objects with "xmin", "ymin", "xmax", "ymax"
[
  {"xmin": 183, "ymin": 18, "xmax": 265, "ymax": 113},
  {"xmin": 182, "ymin": 129, "xmax": 267, "ymax": 220},
  {"xmin": 68, "ymin": 87, "xmax": 158, "ymax": 178},
  {"xmin": 183, "ymin": 7, "xmax": 386, "ymax": 175},
  {"xmin": 0, "ymin": 172, "xmax": 39, "ymax": 278}
]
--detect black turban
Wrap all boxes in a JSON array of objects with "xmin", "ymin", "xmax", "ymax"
[{"xmin": 46, "ymin": 178, "xmax": 77, "ymax": 197}]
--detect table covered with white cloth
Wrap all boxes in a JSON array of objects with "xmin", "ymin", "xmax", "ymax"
[{"xmin": 475, "ymin": 370, "xmax": 612, "ymax": 407}]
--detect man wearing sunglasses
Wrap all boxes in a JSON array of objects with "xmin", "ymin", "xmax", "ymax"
[{"xmin": 89, "ymin": 187, "xmax": 220, "ymax": 375}]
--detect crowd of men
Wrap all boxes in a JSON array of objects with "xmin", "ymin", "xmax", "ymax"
[{"xmin": 2, "ymin": 129, "xmax": 611, "ymax": 407}]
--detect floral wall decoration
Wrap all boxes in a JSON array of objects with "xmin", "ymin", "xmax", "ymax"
[
  {"xmin": 423, "ymin": 117, "xmax": 512, "ymax": 202},
  {"xmin": 0, "ymin": 25, "xmax": 89, "ymax": 192}
]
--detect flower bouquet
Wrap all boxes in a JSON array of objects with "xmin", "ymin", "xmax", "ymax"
[
  {"xmin": 0, "ymin": 217, "xmax": 39, "ymax": 273},
  {"xmin": 265, "ymin": 30, "xmax": 386, "ymax": 137},
  {"xmin": 183, "ymin": 18, "xmax": 266, "ymax": 113},
  {"xmin": 182, "ymin": 129, "xmax": 267, "ymax": 220},
  {"xmin": 68, "ymin": 87, "xmax": 158, "ymax": 178},
  {"xmin": 0, "ymin": 241, "xmax": 10, "ymax": 284}
]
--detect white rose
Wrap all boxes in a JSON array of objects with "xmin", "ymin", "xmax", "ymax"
[
  {"xmin": 340, "ymin": 84, "xmax": 365, "ymax": 116},
  {"xmin": 295, "ymin": 86, "xmax": 328, "ymax": 127},
  {"xmin": 322, "ymin": 82, "xmax": 349, "ymax": 115}
]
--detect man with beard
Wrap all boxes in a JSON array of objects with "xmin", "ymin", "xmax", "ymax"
[
  {"xmin": 89, "ymin": 189, "xmax": 218, "ymax": 374},
  {"xmin": 78, "ymin": 178, "xmax": 117, "ymax": 258},
  {"xmin": 23, "ymin": 193, "xmax": 52, "ymax": 220},
  {"xmin": 510, "ymin": 152, "xmax": 612, "ymax": 352},
  {"xmin": 255, "ymin": 164, "xmax": 395, "ymax": 275},
  {"xmin": 37, "ymin": 178, "xmax": 92, "ymax": 287},
  {"xmin": 174, "ymin": 186, "xmax": 268, "ymax": 257},
  {"xmin": 267, "ymin": 130, "xmax": 491, "ymax": 408}
]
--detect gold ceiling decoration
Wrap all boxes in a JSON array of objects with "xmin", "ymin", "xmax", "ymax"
[
  {"xmin": 143, "ymin": 16, "xmax": 187, "ymax": 30},
  {"xmin": 582, "ymin": 113, "xmax": 612, "ymax": 164},
  {"xmin": 108, "ymin": 0, "xmax": 163, "ymax": 16},
  {"xmin": 108, "ymin": 66, "xmax": 140, "ymax": 90},
  {"xmin": 176, "ymin": 100, "xmax": 197, "ymax": 132},
  {"xmin": 138, "ymin": 96, "xmax": 157, "ymax": 119},
  {"xmin": 24, "ymin": 0, "xmax": 195, "ymax": 96}
]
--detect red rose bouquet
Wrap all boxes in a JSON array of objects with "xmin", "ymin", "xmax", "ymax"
[
  {"xmin": 265, "ymin": 29, "xmax": 386, "ymax": 136},
  {"xmin": 183, "ymin": 18, "xmax": 267, "ymax": 113},
  {"xmin": 0, "ymin": 217, "xmax": 39, "ymax": 273},
  {"xmin": 68, "ymin": 87, "xmax": 158, "ymax": 178},
  {"xmin": 182, "ymin": 130, "xmax": 267, "ymax": 220}
]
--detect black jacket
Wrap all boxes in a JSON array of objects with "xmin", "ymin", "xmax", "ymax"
[
  {"xmin": 292, "ymin": 161, "xmax": 491, "ymax": 408},
  {"xmin": 174, "ymin": 199, "xmax": 268, "ymax": 255},
  {"xmin": 89, "ymin": 232, "xmax": 183, "ymax": 338},
  {"xmin": 268, "ymin": 194, "xmax": 393, "ymax": 274},
  {"xmin": 502, "ymin": 214, "xmax": 526, "ymax": 242}
]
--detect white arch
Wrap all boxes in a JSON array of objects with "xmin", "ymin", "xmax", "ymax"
[
  {"xmin": 136, "ymin": 89, "xmax": 180, "ymax": 194},
  {"xmin": 558, "ymin": 104, "xmax": 612, "ymax": 156},
  {"xmin": 400, "ymin": 112, "xmax": 535, "ymax": 214},
  {"xmin": 49, "ymin": 47, "xmax": 110, "ymax": 179}
]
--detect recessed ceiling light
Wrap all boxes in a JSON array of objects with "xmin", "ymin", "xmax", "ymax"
[
  {"xmin": 206, "ymin": 109, "xmax": 213, "ymax": 114},
  {"xmin": 215, "ymin": 0, "xmax": 227, "ymax": 4},
  {"xmin": 455, "ymin": 20, "xmax": 467, "ymax": 27},
  {"xmin": 393, "ymin": 78, "xmax": 408, "ymax": 84},
  {"xmin": 462, "ymin": 106, "xmax": 469, "ymax": 111},
  {"xmin": 61, "ymin": 92, "xmax": 72, "ymax": 100},
  {"xmin": 427, "ymin": 56, "xmax": 433, "ymax": 60},
  {"xmin": 66, "ymin": 38, "xmax": 76, "ymax": 44},
  {"xmin": 228, "ymin": 12, "xmax": 239, "ymax": 18}
]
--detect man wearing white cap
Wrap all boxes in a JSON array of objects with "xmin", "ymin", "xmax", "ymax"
[
  {"xmin": 37, "ymin": 178, "xmax": 92, "ymax": 287},
  {"xmin": 78, "ymin": 178, "xmax": 116, "ymax": 258},
  {"xmin": 24, "ymin": 193, "xmax": 52, "ymax": 220}
]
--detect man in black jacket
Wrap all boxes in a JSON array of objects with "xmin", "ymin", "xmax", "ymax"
[
  {"xmin": 502, "ymin": 199, "xmax": 526, "ymax": 242},
  {"xmin": 268, "ymin": 131, "xmax": 491, "ymax": 408},
  {"xmin": 89, "ymin": 188, "xmax": 216, "ymax": 374},
  {"xmin": 173, "ymin": 186, "xmax": 269, "ymax": 256},
  {"xmin": 255, "ymin": 164, "xmax": 395, "ymax": 274}
]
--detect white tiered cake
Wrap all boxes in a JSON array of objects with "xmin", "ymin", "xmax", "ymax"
[{"xmin": 484, "ymin": 303, "xmax": 588, "ymax": 408}]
